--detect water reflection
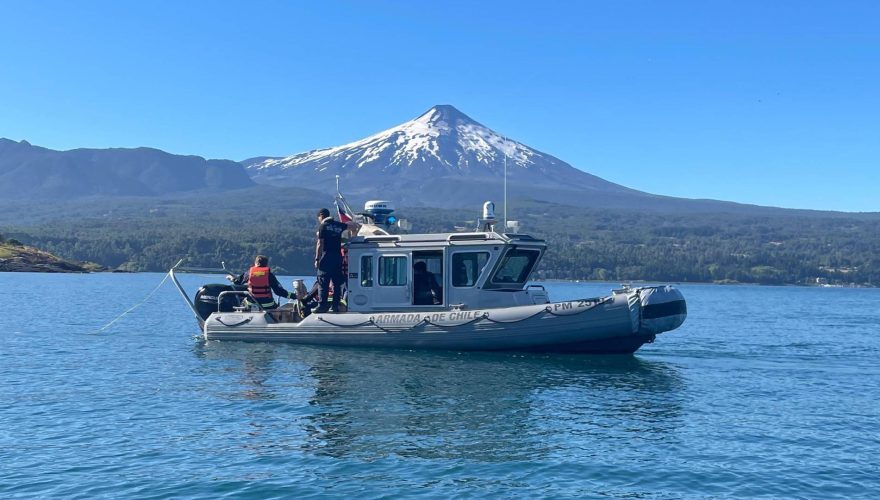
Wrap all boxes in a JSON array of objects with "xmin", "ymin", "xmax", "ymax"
[
  {"xmin": 193, "ymin": 341, "xmax": 279, "ymax": 401},
  {"xmin": 194, "ymin": 343, "xmax": 685, "ymax": 462}
]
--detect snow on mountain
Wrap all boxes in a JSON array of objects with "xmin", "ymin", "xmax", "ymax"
[
  {"xmin": 246, "ymin": 105, "xmax": 631, "ymax": 190},
  {"xmin": 239, "ymin": 105, "xmax": 701, "ymax": 209}
]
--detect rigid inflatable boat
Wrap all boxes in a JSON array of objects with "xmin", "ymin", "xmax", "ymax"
[{"xmin": 171, "ymin": 200, "xmax": 686, "ymax": 354}]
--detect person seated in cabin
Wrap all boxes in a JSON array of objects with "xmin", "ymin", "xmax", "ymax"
[
  {"xmin": 228, "ymin": 255, "xmax": 294, "ymax": 310},
  {"xmin": 454, "ymin": 262, "xmax": 470, "ymax": 287},
  {"xmin": 413, "ymin": 261, "xmax": 442, "ymax": 305}
]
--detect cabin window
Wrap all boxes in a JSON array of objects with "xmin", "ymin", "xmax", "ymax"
[
  {"xmin": 379, "ymin": 256, "xmax": 407, "ymax": 286},
  {"xmin": 413, "ymin": 250, "xmax": 443, "ymax": 305},
  {"xmin": 490, "ymin": 249, "xmax": 540, "ymax": 285},
  {"xmin": 360, "ymin": 255, "xmax": 373, "ymax": 287},
  {"xmin": 452, "ymin": 252, "xmax": 490, "ymax": 287}
]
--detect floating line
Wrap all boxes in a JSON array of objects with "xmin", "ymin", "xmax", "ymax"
[{"xmin": 93, "ymin": 272, "xmax": 170, "ymax": 334}]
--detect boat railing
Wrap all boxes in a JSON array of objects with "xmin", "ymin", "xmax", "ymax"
[
  {"xmin": 172, "ymin": 266, "xmax": 230, "ymax": 274},
  {"xmin": 218, "ymin": 290, "xmax": 267, "ymax": 312},
  {"xmin": 168, "ymin": 258, "xmax": 231, "ymax": 325},
  {"xmin": 447, "ymin": 233, "xmax": 489, "ymax": 241},
  {"xmin": 363, "ymin": 234, "xmax": 401, "ymax": 243}
]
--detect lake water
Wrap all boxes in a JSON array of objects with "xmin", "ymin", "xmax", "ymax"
[{"xmin": 1, "ymin": 273, "xmax": 878, "ymax": 498}]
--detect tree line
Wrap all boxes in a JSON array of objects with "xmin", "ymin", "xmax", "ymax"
[{"xmin": 2, "ymin": 204, "xmax": 878, "ymax": 286}]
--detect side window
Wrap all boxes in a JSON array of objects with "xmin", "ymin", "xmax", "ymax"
[
  {"xmin": 379, "ymin": 256, "xmax": 407, "ymax": 286},
  {"xmin": 452, "ymin": 252, "xmax": 490, "ymax": 287},
  {"xmin": 360, "ymin": 255, "xmax": 373, "ymax": 287},
  {"xmin": 491, "ymin": 249, "xmax": 539, "ymax": 285}
]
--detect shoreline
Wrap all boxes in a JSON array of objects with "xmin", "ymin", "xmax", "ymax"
[{"xmin": 3, "ymin": 268, "xmax": 870, "ymax": 288}]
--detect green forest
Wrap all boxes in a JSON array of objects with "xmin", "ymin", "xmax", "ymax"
[{"xmin": 2, "ymin": 196, "xmax": 878, "ymax": 286}]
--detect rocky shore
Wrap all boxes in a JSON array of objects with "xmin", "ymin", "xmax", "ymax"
[{"xmin": 0, "ymin": 239, "xmax": 102, "ymax": 273}]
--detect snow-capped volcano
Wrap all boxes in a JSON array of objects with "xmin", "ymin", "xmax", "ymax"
[
  {"xmin": 249, "ymin": 105, "xmax": 576, "ymax": 177},
  {"xmin": 243, "ymin": 105, "xmax": 642, "ymax": 207}
]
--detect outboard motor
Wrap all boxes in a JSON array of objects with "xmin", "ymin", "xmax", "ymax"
[
  {"xmin": 638, "ymin": 286, "xmax": 687, "ymax": 335},
  {"xmin": 194, "ymin": 283, "xmax": 245, "ymax": 322}
]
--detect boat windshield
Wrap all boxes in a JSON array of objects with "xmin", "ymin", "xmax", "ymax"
[
  {"xmin": 489, "ymin": 249, "xmax": 540, "ymax": 286},
  {"xmin": 452, "ymin": 251, "xmax": 490, "ymax": 287}
]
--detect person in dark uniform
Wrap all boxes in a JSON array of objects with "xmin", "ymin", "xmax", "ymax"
[
  {"xmin": 314, "ymin": 208, "xmax": 359, "ymax": 313},
  {"xmin": 413, "ymin": 261, "xmax": 442, "ymax": 305},
  {"xmin": 299, "ymin": 279, "xmax": 347, "ymax": 318},
  {"xmin": 229, "ymin": 255, "xmax": 293, "ymax": 310}
]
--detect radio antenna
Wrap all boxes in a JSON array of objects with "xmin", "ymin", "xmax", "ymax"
[{"xmin": 503, "ymin": 154, "xmax": 507, "ymax": 230}]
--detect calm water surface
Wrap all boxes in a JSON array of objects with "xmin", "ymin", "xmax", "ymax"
[{"xmin": 1, "ymin": 273, "xmax": 878, "ymax": 498}]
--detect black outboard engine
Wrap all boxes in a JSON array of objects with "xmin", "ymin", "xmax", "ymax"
[{"xmin": 194, "ymin": 283, "xmax": 245, "ymax": 322}]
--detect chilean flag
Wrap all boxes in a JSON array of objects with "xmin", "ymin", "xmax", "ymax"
[{"xmin": 336, "ymin": 198, "xmax": 353, "ymax": 223}]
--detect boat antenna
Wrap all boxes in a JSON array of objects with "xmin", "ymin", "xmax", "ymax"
[
  {"xmin": 335, "ymin": 174, "xmax": 340, "ymax": 195},
  {"xmin": 503, "ymin": 154, "xmax": 507, "ymax": 230}
]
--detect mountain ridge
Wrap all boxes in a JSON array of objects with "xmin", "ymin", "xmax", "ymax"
[
  {"xmin": 1, "ymin": 107, "xmax": 874, "ymax": 215},
  {"xmin": 246, "ymin": 104, "xmax": 636, "ymax": 193},
  {"xmin": 239, "ymin": 105, "xmax": 792, "ymax": 213},
  {"xmin": 0, "ymin": 138, "xmax": 254, "ymax": 199}
]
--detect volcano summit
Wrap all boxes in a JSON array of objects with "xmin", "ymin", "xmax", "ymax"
[{"xmin": 242, "ymin": 105, "xmax": 671, "ymax": 209}]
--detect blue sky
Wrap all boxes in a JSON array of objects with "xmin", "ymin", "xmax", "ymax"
[{"xmin": 1, "ymin": 1, "xmax": 877, "ymax": 211}]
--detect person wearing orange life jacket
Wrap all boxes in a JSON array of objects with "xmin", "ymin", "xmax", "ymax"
[{"xmin": 229, "ymin": 255, "xmax": 294, "ymax": 310}]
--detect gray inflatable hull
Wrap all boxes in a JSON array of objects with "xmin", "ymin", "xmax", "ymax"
[{"xmin": 202, "ymin": 286, "xmax": 686, "ymax": 354}]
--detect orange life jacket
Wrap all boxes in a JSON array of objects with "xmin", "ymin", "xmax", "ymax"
[{"xmin": 248, "ymin": 266, "xmax": 273, "ymax": 300}]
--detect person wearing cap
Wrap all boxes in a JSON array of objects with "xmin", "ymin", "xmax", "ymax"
[{"xmin": 314, "ymin": 208, "xmax": 359, "ymax": 313}]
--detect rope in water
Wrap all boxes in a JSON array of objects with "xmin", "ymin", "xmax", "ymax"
[{"xmin": 93, "ymin": 271, "xmax": 171, "ymax": 334}]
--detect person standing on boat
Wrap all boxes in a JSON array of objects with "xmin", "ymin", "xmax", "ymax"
[
  {"xmin": 315, "ymin": 208, "xmax": 359, "ymax": 313},
  {"xmin": 229, "ymin": 255, "xmax": 293, "ymax": 310}
]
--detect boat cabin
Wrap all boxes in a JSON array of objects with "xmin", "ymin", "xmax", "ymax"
[{"xmin": 345, "ymin": 231, "xmax": 549, "ymax": 312}]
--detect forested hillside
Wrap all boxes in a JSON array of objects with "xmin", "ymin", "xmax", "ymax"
[{"xmin": 2, "ymin": 201, "xmax": 878, "ymax": 286}]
